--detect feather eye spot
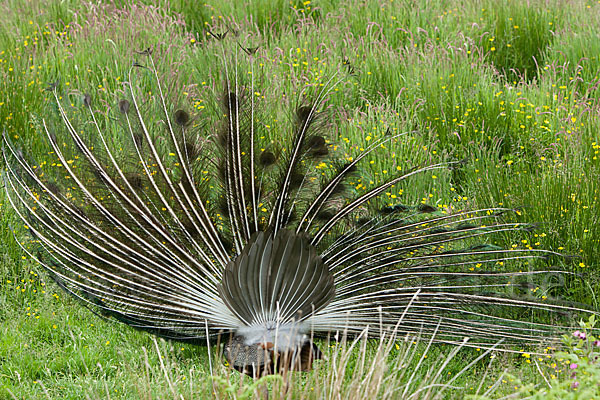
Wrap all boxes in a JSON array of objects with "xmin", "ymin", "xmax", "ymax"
[
  {"xmin": 417, "ymin": 204, "xmax": 437, "ymax": 213},
  {"xmin": 381, "ymin": 204, "xmax": 409, "ymax": 214},
  {"xmin": 119, "ymin": 99, "xmax": 130, "ymax": 114},
  {"xmin": 174, "ymin": 109, "xmax": 190, "ymax": 126},
  {"xmin": 133, "ymin": 132, "xmax": 144, "ymax": 148},
  {"xmin": 125, "ymin": 173, "xmax": 143, "ymax": 190},
  {"xmin": 259, "ymin": 151, "xmax": 276, "ymax": 167},
  {"xmin": 296, "ymin": 105, "xmax": 313, "ymax": 122},
  {"xmin": 307, "ymin": 136, "xmax": 325, "ymax": 149},
  {"xmin": 316, "ymin": 210, "xmax": 335, "ymax": 220},
  {"xmin": 45, "ymin": 182, "xmax": 61, "ymax": 196},
  {"xmin": 290, "ymin": 172, "xmax": 305, "ymax": 188},
  {"xmin": 306, "ymin": 136, "xmax": 328, "ymax": 156},
  {"xmin": 83, "ymin": 94, "xmax": 92, "ymax": 107}
]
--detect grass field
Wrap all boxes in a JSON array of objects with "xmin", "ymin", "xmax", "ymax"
[{"xmin": 1, "ymin": 0, "xmax": 600, "ymax": 398}]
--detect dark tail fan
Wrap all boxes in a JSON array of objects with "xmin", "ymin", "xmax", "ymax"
[{"xmin": 2, "ymin": 49, "xmax": 595, "ymax": 377}]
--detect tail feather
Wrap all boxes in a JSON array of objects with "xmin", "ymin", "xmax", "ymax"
[
  {"xmin": 2, "ymin": 47, "xmax": 596, "ymax": 363},
  {"xmin": 218, "ymin": 229, "xmax": 335, "ymax": 327}
]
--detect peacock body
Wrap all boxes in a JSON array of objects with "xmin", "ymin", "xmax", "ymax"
[{"xmin": 2, "ymin": 50, "xmax": 592, "ymax": 377}]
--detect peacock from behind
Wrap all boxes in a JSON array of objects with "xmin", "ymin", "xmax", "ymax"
[{"xmin": 2, "ymin": 50, "xmax": 592, "ymax": 377}]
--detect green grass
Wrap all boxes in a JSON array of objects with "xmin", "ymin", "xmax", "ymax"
[
  {"xmin": 0, "ymin": 264, "xmax": 548, "ymax": 399},
  {"xmin": 1, "ymin": 0, "xmax": 600, "ymax": 398}
]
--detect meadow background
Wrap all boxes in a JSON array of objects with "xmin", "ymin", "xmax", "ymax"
[{"xmin": 1, "ymin": 0, "xmax": 600, "ymax": 398}]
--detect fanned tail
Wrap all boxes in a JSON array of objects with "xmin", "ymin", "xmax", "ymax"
[{"xmin": 2, "ymin": 47, "xmax": 596, "ymax": 362}]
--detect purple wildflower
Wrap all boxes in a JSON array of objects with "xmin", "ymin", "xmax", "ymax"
[{"xmin": 572, "ymin": 381, "xmax": 579, "ymax": 389}]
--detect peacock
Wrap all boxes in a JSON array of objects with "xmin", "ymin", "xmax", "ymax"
[{"xmin": 2, "ymin": 48, "xmax": 592, "ymax": 378}]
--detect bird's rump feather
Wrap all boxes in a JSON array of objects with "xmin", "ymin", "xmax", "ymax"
[{"xmin": 218, "ymin": 229, "xmax": 335, "ymax": 334}]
